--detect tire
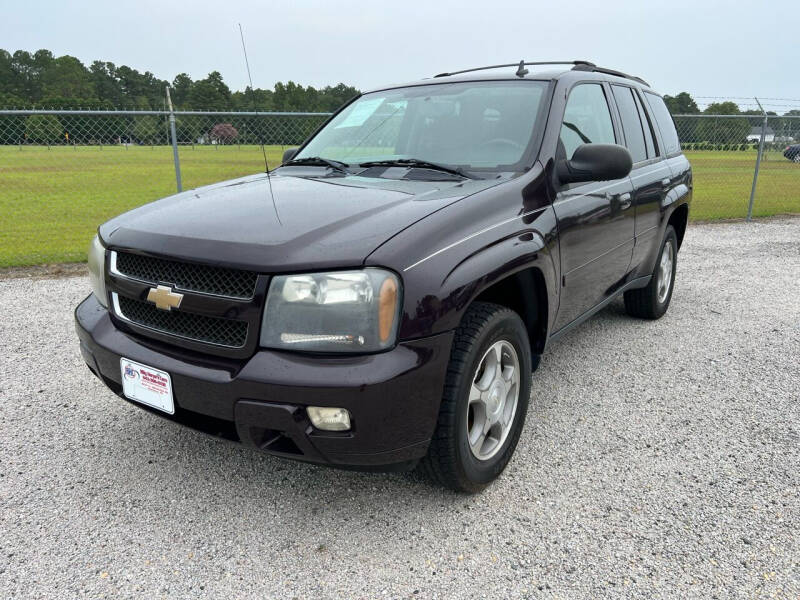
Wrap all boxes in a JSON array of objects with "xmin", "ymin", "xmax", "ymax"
[
  {"xmin": 420, "ymin": 302, "xmax": 532, "ymax": 493},
  {"xmin": 624, "ymin": 225, "xmax": 678, "ymax": 319},
  {"xmin": 793, "ymin": 153, "xmax": 800, "ymax": 163}
]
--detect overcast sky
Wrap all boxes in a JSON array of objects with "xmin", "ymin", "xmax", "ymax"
[{"xmin": 5, "ymin": 0, "xmax": 799, "ymax": 111}]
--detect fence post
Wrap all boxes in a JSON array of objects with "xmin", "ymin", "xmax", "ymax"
[
  {"xmin": 165, "ymin": 87, "xmax": 183, "ymax": 193},
  {"xmin": 747, "ymin": 98, "xmax": 766, "ymax": 222}
]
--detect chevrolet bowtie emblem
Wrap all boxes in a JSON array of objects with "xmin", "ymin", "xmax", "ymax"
[{"xmin": 146, "ymin": 285, "xmax": 184, "ymax": 311}]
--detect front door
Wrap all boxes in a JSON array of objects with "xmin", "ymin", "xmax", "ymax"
[{"xmin": 553, "ymin": 82, "xmax": 635, "ymax": 331}]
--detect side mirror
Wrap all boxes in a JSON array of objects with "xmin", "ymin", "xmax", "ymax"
[
  {"xmin": 282, "ymin": 147, "xmax": 299, "ymax": 163},
  {"xmin": 557, "ymin": 143, "xmax": 632, "ymax": 184}
]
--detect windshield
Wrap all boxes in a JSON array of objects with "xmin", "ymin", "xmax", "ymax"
[{"xmin": 295, "ymin": 81, "xmax": 548, "ymax": 173}]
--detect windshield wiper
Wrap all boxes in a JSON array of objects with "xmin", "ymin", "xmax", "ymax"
[
  {"xmin": 284, "ymin": 156, "xmax": 350, "ymax": 174},
  {"xmin": 358, "ymin": 158, "xmax": 472, "ymax": 179}
]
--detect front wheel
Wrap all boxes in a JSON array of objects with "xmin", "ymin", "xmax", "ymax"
[
  {"xmin": 624, "ymin": 225, "xmax": 678, "ymax": 319},
  {"xmin": 420, "ymin": 302, "xmax": 532, "ymax": 493}
]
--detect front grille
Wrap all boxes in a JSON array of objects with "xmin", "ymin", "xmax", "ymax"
[
  {"xmin": 117, "ymin": 295, "xmax": 248, "ymax": 348},
  {"xmin": 115, "ymin": 252, "xmax": 257, "ymax": 299}
]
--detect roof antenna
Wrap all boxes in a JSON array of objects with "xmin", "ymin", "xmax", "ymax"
[
  {"xmin": 515, "ymin": 60, "xmax": 529, "ymax": 78},
  {"xmin": 238, "ymin": 23, "xmax": 281, "ymax": 224}
]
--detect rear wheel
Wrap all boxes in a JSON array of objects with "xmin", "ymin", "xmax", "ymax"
[
  {"xmin": 420, "ymin": 302, "xmax": 532, "ymax": 493},
  {"xmin": 624, "ymin": 225, "xmax": 678, "ymax": 319}
]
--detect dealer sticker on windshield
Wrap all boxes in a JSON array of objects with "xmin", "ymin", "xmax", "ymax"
[{"xmin": 120, "ymin": 358, "xmax": 175, "ymax": 414}]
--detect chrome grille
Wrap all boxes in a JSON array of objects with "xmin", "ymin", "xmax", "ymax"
[
  {"xmin": 116, "ymin": 295, "xmax": 248, "ymax": 348},
  {"xmin": 114, "ymin": 252, "xmax": 257, "ymax": 299}
]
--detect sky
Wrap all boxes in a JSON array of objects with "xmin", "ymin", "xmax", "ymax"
[{"xmin": 3, "ymin": 0, "xmax": 800, "ymax": 112}]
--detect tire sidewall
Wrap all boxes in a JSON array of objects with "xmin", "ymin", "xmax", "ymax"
[
  {"xmin": 653, "ymin": 226, "xmax": 678, "ymax": 316},
  {"xmin": 454, "ymin": 312, "xmax": 532, "ymax": 487}
]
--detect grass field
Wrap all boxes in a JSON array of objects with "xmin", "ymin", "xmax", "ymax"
[
  {"xmin": 1, "ymin": 146, "xmax": 798, "ymax": 267},
  {"xmin": 1, "ymin": 145, "xmax": 286, "ymax": 267},
  {"xmin": 685, "ymin": 150, "xmax": 800, "ymax": 221}
]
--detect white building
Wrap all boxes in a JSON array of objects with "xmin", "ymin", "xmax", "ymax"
[{"xmin": 745, "ymin": 126, "xmax": 775, "ymax": 143}]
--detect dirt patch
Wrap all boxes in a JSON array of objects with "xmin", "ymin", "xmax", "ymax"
[
  {"xmin": 691, "ymin": 212, "xmax": 800, "ymax": 224},
  {"xmin": 0, "ymin": 262, "xmax": 87, "ymax": 280}
]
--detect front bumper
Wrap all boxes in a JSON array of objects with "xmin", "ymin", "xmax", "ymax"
[{"xmin": 75, "ymin": 294, "xmax": 453, "ymax": 469}]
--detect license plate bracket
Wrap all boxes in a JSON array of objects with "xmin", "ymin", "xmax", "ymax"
[{"xmin": 119, "ymin": 358, "xmax": 175, "ymax": 414}]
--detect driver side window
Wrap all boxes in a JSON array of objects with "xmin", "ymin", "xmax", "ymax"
[{"xmin": 560, "ymin": 84, "xmax": 616, "ymax": 159}]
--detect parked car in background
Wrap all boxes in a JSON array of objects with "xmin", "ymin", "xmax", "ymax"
[
  {"xmin": 784, "ymin": 144, "xmax": 800, "ymax": 162},
  {"xmin": 75, "ymin": 60, "xmax": 692, "ymax": 492}
]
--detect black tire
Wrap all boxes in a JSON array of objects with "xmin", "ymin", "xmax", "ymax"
[
  {"xmin": 419, "ymin": 302, "xmax": 532, "ymax": 493},
  {"xmin": 624, "ymin": 225, "xmax": 678, "ymax": 319}
]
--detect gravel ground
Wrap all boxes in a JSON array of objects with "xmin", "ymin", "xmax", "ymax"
[{"xmin": 1, "ymin": 218, "xmax": 798, "ymax": 599}]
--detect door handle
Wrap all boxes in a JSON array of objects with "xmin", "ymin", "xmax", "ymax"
[{"xmin": 619, "ymin": 193, "xmax": 632, "ymax": 210}]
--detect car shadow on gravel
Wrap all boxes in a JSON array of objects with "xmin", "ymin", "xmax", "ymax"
[
  {"xmin": 96, "ymin": 299, "xmax": 638, "ymax": 517},
  {"xmin": 104, "ymin": 400, "xmax": 454, "ymax": 504}
]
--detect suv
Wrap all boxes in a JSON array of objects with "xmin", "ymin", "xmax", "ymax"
[{"xmin": 75, "ymin": 61, "xmax": 691, "ymax": 492}]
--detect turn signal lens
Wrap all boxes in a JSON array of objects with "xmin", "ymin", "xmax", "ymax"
[{"xmin": 378, "ymin": 277, "xmax": 398, "ymax": 343}]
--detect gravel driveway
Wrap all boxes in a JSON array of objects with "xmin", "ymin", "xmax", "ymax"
[{"xmin": 1, "ymin": 218, "xmax": 798, "ymax": 599}]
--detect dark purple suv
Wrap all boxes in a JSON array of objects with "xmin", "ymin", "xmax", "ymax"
[
  {"xmin": 784, "ymin": 144, "xmax": 800, "ymax": 162},
  {"xmin": 75, "ymin": 61, "xmax": 691, "ymax": 492}
]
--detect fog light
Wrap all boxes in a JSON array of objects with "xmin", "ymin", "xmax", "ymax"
[{"xmin": 307, "ymin": 406, "xmax": 351, "ymax": 431}]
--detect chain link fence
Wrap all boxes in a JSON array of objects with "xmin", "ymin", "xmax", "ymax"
[
  {"xmin": 0, "ymin": 109, "xmax": 330, "ymax": 267},
  {"xmin": 0, "ymin": 107, "xmax": 798, "ymax": 268},
  {"xmin": 672, "ymin": 114, "xmax": 800, "ymax": 221}
]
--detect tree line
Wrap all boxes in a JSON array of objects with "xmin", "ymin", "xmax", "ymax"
[
  {"xmin": 1, "ymin": 50, "xmax": 798, "ymax": 147},
  {"xmin": 0, "ymin": 49, "xmax": 360, "ymax": 112},
  {"xmin": 663, "ymin": 92, "xmax": 800, "ymax": 146}
]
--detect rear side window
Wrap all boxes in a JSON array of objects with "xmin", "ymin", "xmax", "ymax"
[
  {"xmin": 644, "ymin": 92, "xmax": 681, "ymax": 155},
  {"xmin": 633, "ymin": 91, "xmax": 657, "ymax": 158},
  {"xmin": 611, "ymin": 85, "xmax": 647, "ymax": 163},
  {"xmin": 560, "ymin": 84, "xmax": 616, "ymax": 159}
]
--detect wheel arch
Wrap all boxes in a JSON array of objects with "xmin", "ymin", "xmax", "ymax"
[
  {"xmin": 431, "ymin": 230, "xmax": 557, "ymax": 363},
  {"xmin": 669, "ymin": 202, "xmax": 689, "ymax": 249},
  {"xmin": 472, "ymin": 266, "xmax": 549, "ymax": 359}
]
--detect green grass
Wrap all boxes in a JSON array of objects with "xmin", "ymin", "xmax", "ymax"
[
  {"xmin": 684, "ymin": 150, "xmax": 800, "ymax": 221},
  {"xmin": 0, "ymin": 144, "xmax": 287, "ymax": 267},
  {"xmin": 0, "ymin": 146, "xmax": 798, "ymax": 267}
]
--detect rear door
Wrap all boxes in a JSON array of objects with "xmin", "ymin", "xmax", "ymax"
[
  {"xmin": 552, "ymin": 82, "xmax": 635, "ymax": 331},
  {"xmin": 609, "ymin": 84, "xmax": 672, "ymax": 271}
]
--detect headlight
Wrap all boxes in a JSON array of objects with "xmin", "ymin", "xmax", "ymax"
[
  {"xmin": 261, "ymin": 269, "xmax": 401, "ymax": 353},
  {"xmin": 87, "ymin": 235, "xmax": 108, "ymax": 308}
]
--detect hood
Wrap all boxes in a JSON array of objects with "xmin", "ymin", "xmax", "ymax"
[{"xmin": 100, "ymin": 172, "xmax": 501, "ymax": 272}]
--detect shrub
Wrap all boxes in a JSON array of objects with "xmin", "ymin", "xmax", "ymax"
[
  {"xmin": 209, "ymin": 123, "xmax": 239, "ymax": 144},
  {"xmin": 25, "ymin": 114, "xmax": 63, "ymax": 144},
  {"xmin": 132, "ymin": 116, "xmax": 161, "ymax": 145}
]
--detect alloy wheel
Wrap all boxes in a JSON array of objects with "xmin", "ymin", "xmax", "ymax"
[
  {"xmin": 467, "ymin": 340, "xmax": 521, "ymax": 461},
  {"xmin": 657, "ymin": 239, "xmax": 674, "ymax": 304}
]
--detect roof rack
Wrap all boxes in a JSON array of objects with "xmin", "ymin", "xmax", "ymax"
[
  {"xmin": 433, "ymin": 60, "xmax": 649, "ymax": 87},
  {"xmin": 570, "ymin": 63, "xmax": 649, "ymax": 87},
  {"xmin": 434, "ymin": 61, "xmax": 595, "ymax": 78}
]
